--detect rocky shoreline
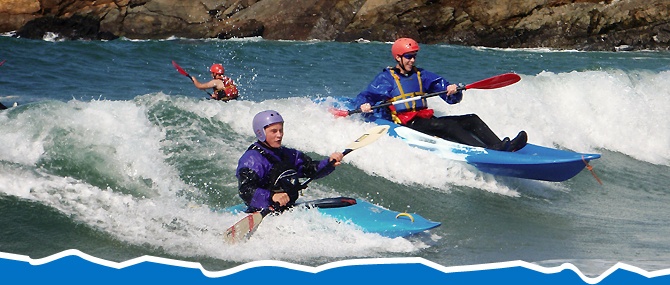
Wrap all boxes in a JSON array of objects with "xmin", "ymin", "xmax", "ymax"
[{"xmin": 1, "ymin": 0, "xmax": 669, "ymax": 51}]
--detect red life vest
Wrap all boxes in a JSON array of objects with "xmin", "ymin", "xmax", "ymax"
[{"xmin": 213, "ymin": 76, "xmax": 239, "ymax": 101}]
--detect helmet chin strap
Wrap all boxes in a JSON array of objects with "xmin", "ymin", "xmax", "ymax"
[{"xmin": 396, "ymin": 58, "xmax": 410, "ymax": 74}]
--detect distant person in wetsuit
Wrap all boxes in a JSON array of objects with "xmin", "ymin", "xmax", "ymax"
[
  {"xmin": 191, "ymin": 63, "xmax": 239, "ymax": 101},
  {"xmin": 236, "ymin": 110, "xmax": 344, "ymax": 213},
  {"xmin": 354, "ymin": 38, "xmax": 527, "ymax": 152}
]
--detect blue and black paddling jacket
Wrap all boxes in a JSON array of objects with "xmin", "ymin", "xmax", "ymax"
[{"xmin": 236, "ymin": 142, "xmax": 335, "ymax": 212}]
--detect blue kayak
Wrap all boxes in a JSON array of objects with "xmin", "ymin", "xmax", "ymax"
[
  {"xmin": 324, "ymin": 97, "xmax": 601, "ymax": 182},
  {"xmin": 225, "ymin": 197, "xmax": 441, "ymax": 238},
  {"xmin": 375, "ymin": 119, "xmax": 600, "ymax": 182}
]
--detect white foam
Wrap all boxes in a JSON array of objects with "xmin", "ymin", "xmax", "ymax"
[
  {"xmin": 0, "ymin": 97, "xmax": 428, "ymax": 262},
  {"xmin": 431, "ymin": 70, "xmax": 670, "ymax": 165}
]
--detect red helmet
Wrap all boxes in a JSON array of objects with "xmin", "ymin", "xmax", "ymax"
[
  {"xmin": 391, "ymin": 38, "xmax": 420, "ymax": 58},
  {"xmin": 210, "ymin": 63, "xmax": 225, "ymax": 75}
]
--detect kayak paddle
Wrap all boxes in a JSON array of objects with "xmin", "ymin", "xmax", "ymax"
[
  {"xmin": 171, "ymin": 60, "xmax": 213, "ymax": 98},
  {"xmin": 172, "ymin": 60, "xmax": 194, "ymax": 81},
  {"xmin": 299, "ymin": 124, "xmax": 389, "ymax": 187},
  {"xmin": 329, "ymin": 72, "xmax": 521, "ymax": 117},
  {"xmin": 0, "ymin": 60, "xmax": 5, "ymax": 67},
  {"xmin": 222, "ymin": 125, "xmax": 390, "ymax": 244}
]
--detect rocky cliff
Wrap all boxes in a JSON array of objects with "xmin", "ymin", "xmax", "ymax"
[{"xmin": 1, "ymin": 0, "xmax": 669, "ymax": 51}]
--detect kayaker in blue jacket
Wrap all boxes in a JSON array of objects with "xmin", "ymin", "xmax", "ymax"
[
  {"xmin": 236, "ymin": 110, "xmax": 344, "ymax": 213},
  {"xmin": 354, "ymin": 38, "xmax": 527, "ymax": 152}
]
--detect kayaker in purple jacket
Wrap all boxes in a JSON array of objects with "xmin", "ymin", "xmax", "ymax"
[
  {"xmin": 236, "ymin": 110, "xmax": 344, "ymax": 213},
  {"xmin": 354, "ymin": 38, "xmax": 527, "ymax": 152}
]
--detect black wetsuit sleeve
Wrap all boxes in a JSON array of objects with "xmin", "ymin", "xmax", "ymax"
[
  {"xmin": 298, "ymin": 152, "xmax": 322, "ymax": 178},
  {"xmin": 238, "ymin": 167, "xmax": 261, "ymax": 204}
]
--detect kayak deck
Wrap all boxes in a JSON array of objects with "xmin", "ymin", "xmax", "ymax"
[
  {"xmin": 315, "ymin": 198, "xmax": 441, "ymax": 238},
  {"xmin": 225, "ymin": 197, "xmax": 440, "ymax": 238}
]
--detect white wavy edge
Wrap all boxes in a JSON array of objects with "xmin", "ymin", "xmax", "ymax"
[{"xmin": 1, "ymin": 250, "xmax": 669, "ymax": 283}]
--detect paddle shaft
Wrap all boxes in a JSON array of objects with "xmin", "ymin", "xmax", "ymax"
[
  {"xmin": 300, "ymin": 124, "xmax": 388, "ymax": 186},
  {"xmin": 346, "ymin": 89, "xmax": 451, "ymax": 116},
  {"xmin": 337, "ymin": 73, "xmax": 521, "ymax": 116},
  {"xmin": 171, "ymin": 60, "xmax": 213, "ymax": 97},
  {"xmin": 299, "ymin": 148, "xmax": 352, "ymax": 187}
]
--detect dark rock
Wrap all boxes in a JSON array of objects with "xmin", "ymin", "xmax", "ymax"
[
  {"xmin": 216, "ymin": 19, "xmax": 264, "ymax": 39},
  {"xmin": 14, "ymin": 14, "xmax": 119, "ymax": 41},
  {"xmin": 1, "ymin": 0, "xmax": 669, "ymax": 51}
]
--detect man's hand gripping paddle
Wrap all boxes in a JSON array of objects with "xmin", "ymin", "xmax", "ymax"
[
  {"xmin": 171, "ymin": 60, "xmax": 213, "ymax": 98},
  {"xmin": 222, "ymin": 125, "xmax": 390, "ymax": 244},
  {"xmin": 329, "ymin": 73, "xmax": 521, "ymax": 117}
]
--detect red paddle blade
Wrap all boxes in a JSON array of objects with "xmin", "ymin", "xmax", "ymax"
[
  {"xmin": 0, "ymin": 60, "xmax": 5, "ymax": 67},
  {"xmin": 329, "ymin": 107, "xmax": 350, "ymax": 118},
  {"xmin": 172, "ymin": 60, "xmax": 190, "ymax": 77},
  {"xmin": 465, "ymin": 73, "xmax": 521, "ymax": 90}
]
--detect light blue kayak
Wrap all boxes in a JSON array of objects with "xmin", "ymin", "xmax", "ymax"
[
  {"xmin": 324, "ymin": 97, "xmax": 601, "ymax": 182},
  {"xmin": 225, "ymin": 197, "xmax": 441, "ymax": 238}
]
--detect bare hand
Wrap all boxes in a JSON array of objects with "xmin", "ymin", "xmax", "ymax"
[
  {"xmin": 360, "ymin": 103, "xmax": 372, "ymax": 113},
  {"xmin": 272, "ymin": 192, "xmax": 290, "ymax": 206},
  {"xmin": 329, "ymin": 152, "xmax": 344, "ymax": 166},
  {"xmin": 446, "ymin": 84, "xmax": 459, "ymax": 96}
]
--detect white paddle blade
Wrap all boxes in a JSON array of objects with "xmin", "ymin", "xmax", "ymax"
[
  {"xmin": 345, "ymin": 125, "xmax": 389, "ymax": 151},
  {"xmin": 223, "ymin": 212, "xmax": 264, "ymax": 244}
]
